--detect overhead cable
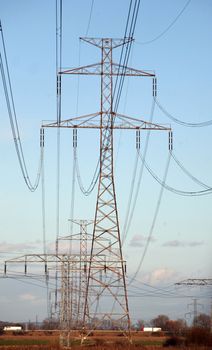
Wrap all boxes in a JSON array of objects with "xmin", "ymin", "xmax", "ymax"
[
  {"xmin": 85, "ymin": 0, "xmax": 95, "ymax": 36},
  {"xmin": 113, "ymin": 0, "xmax": 141, "ymax": 113},
  {"xmin": 122, "ymin": 98, "xmax": 156, "ymax": 243},
  {"xmin": 129, "ymin": 151, "xmax": 171, "ymax": 284},
  {"xmin": 170, "ymin": 152, "xmax": 211, "ymax": 189},
  {"xmin": 138, "ymin": 151, "xmax": 212, "ymax": 196},
  {"xmin": 122, "ymin": 151, "xmax": 139, "ymax": 244},
  {"xmin": 155, "ymin": 97, "xmax": 212, "ymax": 127},
  {"xmin": 76, "ymin": 152, "xmax": 100, "ymax": 196},
  {"xmin": 55, "ymin": 0, "xmax": 63, "ymax": 315},
  {"xmin": 0, "ymin": 21, "xmax": 43, "ymax": 192},
  {"xmin": 137, "ymin": 0, "xmax": 192, "ymax": 45}
]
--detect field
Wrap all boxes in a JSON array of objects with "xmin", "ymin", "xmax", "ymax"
[{"xmin": 0, "ymin": 330, "xmax": 211, "ymax": 349}]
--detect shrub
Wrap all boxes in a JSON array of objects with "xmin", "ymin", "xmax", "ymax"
[
  {"xmin": 185, "ymin": 326, "xmax": 212, "ymax": 346},
  {"xmin": 163, "ymin": 335, "xmax": 184, "ymax": 347},
  {"xmin": 94, "ymin": 338, "xmax": 106, "ymax": 345}
]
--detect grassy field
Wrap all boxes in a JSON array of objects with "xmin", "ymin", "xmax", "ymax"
[{"xmin": 0, "ymin": 330, "xmax": 211, "ymax": 349}]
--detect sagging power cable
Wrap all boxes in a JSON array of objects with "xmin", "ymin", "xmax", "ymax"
[
  {"xmin": 137, "ymin": 0, "xmax": 192, "ymax": 45},
  {"xmin": 170, "ymin": 152, "xmax": 211, "ymax": 190},
  {"xmin": 0, "ymin": 21, "xmax": 43, "ymax": 192},
  {"xmin": 139, "ymin": 151, "xmax": 212, "ymax": 196},
  {"xmin": 122, "ymin": 98, "xmax": 156, "ymax": 244},
  {"xmin": 129, "ymin": 151, "xmax": 171, "ymax": 284},
  {"xmin": 72, "ymin": 129, "xmax": 100, "ymax": 196},
  {"xmin": 155, "ymin": 97, "xmax": 212, "ymax": 127}
]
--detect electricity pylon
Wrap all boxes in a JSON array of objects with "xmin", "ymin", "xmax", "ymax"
[
  {"xmin": 4, "ymin": 219, "xmax": 94, "ymax": 348},
  {"xmin": 58, "ymin": 219, "xmax": 93, "ymax": 327},
  {"xmin": 175, "ymin": 278, "xmax": 212, "ymax": 331},
  {"xmin": 43, "ymin": 37, "xmax": 172, "ymax": 341}
]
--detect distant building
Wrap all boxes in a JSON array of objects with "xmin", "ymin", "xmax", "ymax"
[
  {"xmin": 3, "ymin": 326, "xmax": 22, "ymax": 332},
  {"xmin": 141, "ymin": 327, "xmax": 162, "ymax": 332}
]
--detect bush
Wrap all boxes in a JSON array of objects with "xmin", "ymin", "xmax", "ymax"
[
  {"xmin": 185, "ymin": 327, "xmax": 212, "ymax": 346},
  {"xmin": 163, "ymin": 335, "xmax": 184, "ymax": 347},
  {"xmin": 94, "ymin": 338, "xmax": 106, "ymax": 345}
]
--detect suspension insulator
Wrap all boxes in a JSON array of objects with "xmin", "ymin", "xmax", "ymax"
[
  {"xmin": 4, "ymin": 263, "xmax": 6, "ymax": 275},
  {"xmin": 136, "ymin": 130, "xmax": 140, "ymax": 150},
  {"xmin": 73, "ymin": 128, "xmax": 77, "ymax": 148},
  {"xmin": 45, "ymin": 263, "xmax": 48, "ymax": 275},
  {"xmin": 57, "ymin": 74, "xmax": 61, "ymax": 96},
  {"xmin": 169, "ymin": 131, "xmax": 173, "ymax": 151},
  {"xmin": 24, "ymin": 262, "xmax": 27, "ymax": 275},
  {"xmin": 152, "ymin": 77, "xmax": 157, "ymax": 97},
  {"xmin": 125, "ymin": 263, "xmax": 127, "ymax": 274},
  {"xmin": 40, "ymin": 128, "xmax": 44, "ymax": 148}
]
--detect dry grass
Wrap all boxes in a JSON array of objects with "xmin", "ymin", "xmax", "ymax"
[{"xmin": 0, "ymin": 329, "xmax": 211, "ymax": 349}]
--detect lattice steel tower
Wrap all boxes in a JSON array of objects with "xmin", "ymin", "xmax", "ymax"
[
  {"xmin": 82, "ymin": 38, "xmax": 131, "ymax": 336},
  {"xmin": 43, "ymin": 37, "xmax": 171, "ymax": 341}
]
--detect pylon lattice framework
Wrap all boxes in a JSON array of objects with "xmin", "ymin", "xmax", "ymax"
[{"xmin": 43, "ymin": 37, "xmax": 171, "ymax": 342}]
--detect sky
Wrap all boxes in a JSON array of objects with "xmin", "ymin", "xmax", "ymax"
[{"xmin": 0, "ymin": 0, "xmax": 211, "ymax": 325}]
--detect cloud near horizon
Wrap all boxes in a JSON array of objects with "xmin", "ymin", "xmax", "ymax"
[
  {"xmin": 142, "ymin": 267, "xmax": 178, "ymax": 285},
  {"xmin": 0, "ymin": 240, "xmax": 42, "ymax": 254},
  {"xmin": 129, "ymin": 234, "xmax": 156, "ymax": 248},
  {"xmin": 162, "ymin": 240, "xmax": 204, "ymax": 247}
]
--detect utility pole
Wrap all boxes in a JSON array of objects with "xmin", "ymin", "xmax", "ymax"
[{"xmin": 43, "ymin": 37, "xmax": 172, "ymax": 342}]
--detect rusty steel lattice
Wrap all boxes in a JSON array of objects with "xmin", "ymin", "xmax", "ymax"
[
  {"xmin": 43, "ymin": 37, "xmax": 171, "ymax": 343},
  {"xmin": 2, "ymin": 37, "xmax": 172, "ymax": 346}
]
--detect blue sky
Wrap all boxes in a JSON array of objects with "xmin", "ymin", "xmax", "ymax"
[{"xmin": 0, "ymin": 0, "xmax": 211, "ymax": 324}]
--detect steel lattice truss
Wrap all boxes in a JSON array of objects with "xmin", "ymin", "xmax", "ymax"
[
  {"xmin": 175, "ymin": 278, "xmax": 212, "ymax": 286},
  {"xmin": 42, "ymin": 37, "xmax": 171, "ymax": 343},
  {"xmin": 4, "ymin": 37, "xmax": 172, "ymax": 347}
]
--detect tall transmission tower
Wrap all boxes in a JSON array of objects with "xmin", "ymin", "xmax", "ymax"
[
  {"xmin": 58, "ymin": 219, "xmax": 93, "ymax": 328},
  {"xmin": 185, "ymin": 298, "xmax": 203, "ymax": 325},
  {"xmin": 175, "ymin": 278, "xmax": 212, "ymax": 331},
  {"xmin": 43, "ymin": 37, "xmax": 172, "ymax": 341}
]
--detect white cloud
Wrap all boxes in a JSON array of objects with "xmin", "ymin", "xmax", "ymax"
[
  {"xmin": 19, "ymin": 293, "xmax": 38, "ymax": 301},
  {"xmin": 163, "ymin": 240, "xmax": 204, "ymax": 247},
  {"xmin": 0, "ymin": 240, "xmax": 42, "ymax": 254},
  {"xmin": 129, "ymin": 234, "xmax": 156, "ymax": 248},
  {"xmin": 142, "ymin": 268, "xmax": 178, "ymax": 285}
]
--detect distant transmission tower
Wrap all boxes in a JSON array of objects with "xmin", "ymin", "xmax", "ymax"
[
  {"xmin": 176, "ymin": 278, "xmax": 212, "ymax": 331},
  {"xmin": 43, "ymin": 37, "xmax": 172, "ymax": 342}
]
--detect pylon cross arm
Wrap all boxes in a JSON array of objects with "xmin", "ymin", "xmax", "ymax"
[
  {"xmin": 42, "ymin": 112, "xmax": 171, "ymax": 131},
  {"xmin": 60, "ymin": 63, "xmax": 154, "ymax": 77}
]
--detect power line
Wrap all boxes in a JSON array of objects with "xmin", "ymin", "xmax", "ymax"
[
  {"xmin": 122, "ymin": 98, "xmax": 156, "ymax": 243},
  {"xmin": 85, "ymin": 0, "xmax": 95, "ymax": 36},
  {"xmin": 137, "ymin": 0, "xmax": 192, "ymax": 45},
  {"xmin": 155, "ymin": 97, "xmax": 212, "ymax": 127},
  {"xmin": 129, "ymin": 151, "xmax": 171, "ymax": 284},
  {"xmin": 0, "ymin": 21, "xmax": 43, "ymax": 192},
  {"xmin": 138, "ymin": 151, "xmax": 212, "ymax": 196},
  {"xmin": 170, "ymin": 152, "xmax": 211, "ymax": 190},
  {"xmin": 113, "ymin": 0, "xmax": 141, "ymax": 113}
]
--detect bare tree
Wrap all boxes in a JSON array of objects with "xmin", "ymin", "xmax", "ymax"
[
  {"xmin": 193, "ymin": 313, "xmax": 210, "ymax": 329},
  {"xmin": 151, "ymin": 314, "xmax": 169, "ymax": 330}
]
